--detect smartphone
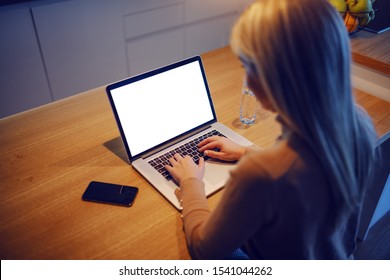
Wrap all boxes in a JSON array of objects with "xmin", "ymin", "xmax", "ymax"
[{"xmin": 82, "ymin": 181, "xmax": 138, "ymax": 207}]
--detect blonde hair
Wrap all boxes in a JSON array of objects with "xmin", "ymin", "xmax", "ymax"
[{"xmin": 231, "ymin": 0, "xmax": 376, "ymax": 217}]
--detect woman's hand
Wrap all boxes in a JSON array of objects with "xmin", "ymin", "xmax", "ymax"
[
  {"xmin": 198, "ymin": 136, "xmax": 247, "ymax": 162},
  {"xmin": 165, "ymin": 153, "xmax": 205, "ymax": 185}
]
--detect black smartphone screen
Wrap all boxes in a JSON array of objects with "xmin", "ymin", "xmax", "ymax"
[{"xmin": 82, "ymin": 181, "xmax": 138, "ymax": 207}]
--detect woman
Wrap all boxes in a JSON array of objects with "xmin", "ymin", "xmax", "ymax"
[{"xmin": 165, "ymin": 0, "xmax": 377, "ymax": 259}]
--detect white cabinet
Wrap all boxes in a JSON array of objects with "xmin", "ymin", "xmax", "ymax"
[
  {"xmin": 123, "ymin": 1, "xmax": 185, "ymax": 76},
  {"xmin": 122, "ymin": 0, "xmax": 254, "ymax": 76},
  {"xmin": 0, "ymin": 0, "xmax": 127, "ymax": 117},
  {"xmin": 184, "ymin": 15, "xmax": 237, "ymax": 57},
  {"xmin": 184, "ymin": 0, "xmax": 240, "ymax": 23},
  {"xmin": 183, "ymin": 0, "xmax": 242, "ymax": 57},
  {"xmin": 32, "ymin": 0, "xmax": 127, "ymax": 100},
  {"xmin": 0, "ymin": 0, "xmax": 257, "ymax": 117},
  {"xmin": 0, "ymin": 7, "xmax": 52, "ymax": 118},
  {"xmin": 127, "ymin": 29, "xmax": 185, "ymax": 76},
  {"xmin": 124, "ymin": 4, "xmax": 184, "ymax": 39}
]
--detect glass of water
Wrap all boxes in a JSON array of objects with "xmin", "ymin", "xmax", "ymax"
[{"xmin": 239, "ymin": 82, "xmax": 257, "ymax": 125}]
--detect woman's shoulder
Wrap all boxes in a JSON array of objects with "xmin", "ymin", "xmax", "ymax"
[
  {"xmin": 232, "ymin": 133, "xmax": 324, "ymax": 188},
  {"xmin": 236, "ymin": 137, "xmax": 299, "ymax": 180}
]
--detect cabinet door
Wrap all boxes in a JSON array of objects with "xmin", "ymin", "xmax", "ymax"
[
  {"xmin": 126, "ymin": 29, "xmax": 184, "ymax": 76},
  {"xmin": 32, "ymin": 0, "xmax": 127, "ymax": 100},
  {"xmin": 185, "ymin": 15, "xmax": 237, "ymax": 58},
  {"xmin": 124, "ymin": 2, "xmax": 185, "ymax": 76},
  {"xmin": 0, "ymin": 7, "xmax": 52, "ymax": 118},
  {"xmin": 183, "ymin": 0, "xmax": 240, "ymax": 58}
]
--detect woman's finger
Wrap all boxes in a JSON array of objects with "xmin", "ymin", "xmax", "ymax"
[{"xmin": 198, "ymin": 136, "xmax": 219, "ymax": 147}]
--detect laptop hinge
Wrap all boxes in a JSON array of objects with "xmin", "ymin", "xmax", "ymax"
[{"xmin": 141, "ymin": 125, "xmax": 212, "ymax": 160}]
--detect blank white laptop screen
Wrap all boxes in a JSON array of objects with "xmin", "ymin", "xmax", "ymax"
[{"xmin": 110, "ymin": 60, "xmax": 215, "ymax": 158}]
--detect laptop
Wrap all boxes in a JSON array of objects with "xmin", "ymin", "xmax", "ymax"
[{"xmin": 106, "ymin": 56, "xmax": 254, "ymax": 210}]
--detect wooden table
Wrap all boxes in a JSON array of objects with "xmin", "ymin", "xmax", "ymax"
[
  {"xmin": 350, "ymin": 29, "xmax": 390, "ymax": 75},
  {"xmin": 0, "ymin": 47, "xmax": 389, "ymax": 260}
]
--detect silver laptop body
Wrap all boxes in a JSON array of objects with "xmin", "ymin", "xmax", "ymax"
[{"xmin": 106, "ymin": 56, "xmax": 253, "ymax": 210}]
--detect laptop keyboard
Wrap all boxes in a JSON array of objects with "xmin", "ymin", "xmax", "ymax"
[{"xmin": 148, "ymin": 129, "xmax": 226, "ymax": 181}]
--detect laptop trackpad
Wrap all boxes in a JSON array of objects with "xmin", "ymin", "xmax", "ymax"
[{"xmin": 203, "ymin": 160, "xmax": 235, "ymax": 186}]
